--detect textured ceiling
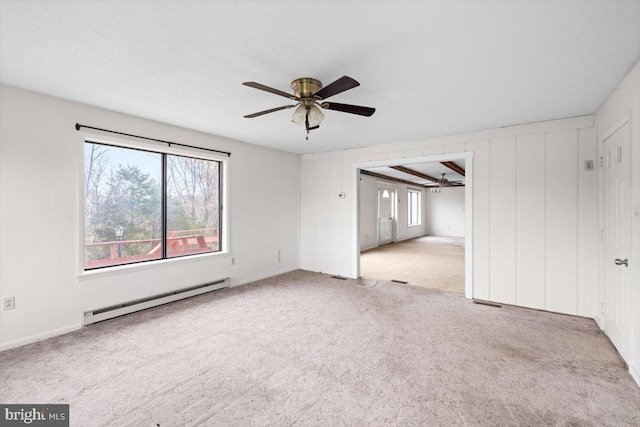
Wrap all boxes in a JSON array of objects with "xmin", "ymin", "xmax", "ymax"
[{"xmin": 1, "ymin": 1, "xmax": 639, "ymax": 155}]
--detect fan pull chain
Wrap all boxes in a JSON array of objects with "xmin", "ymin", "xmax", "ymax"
[{"xmin": 305, "ymin": 109, "xmax": 310, "ymax": 140}]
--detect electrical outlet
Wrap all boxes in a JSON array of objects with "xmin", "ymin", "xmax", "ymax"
[
  {"xmin": 3, "ymin": 297, "xmax": 15, "ymax": 311},
  {"xmin": 277, "ymin": 249, "xmax": 281, "ymax": 262},
  {"xmin": 231, "ymin": 257, "xmax": 235, "ymax": 265}
]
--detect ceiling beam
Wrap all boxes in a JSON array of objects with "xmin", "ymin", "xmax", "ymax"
[
  {"xmin": 390, "ymin": 166, "xmax": 439, "ymax": 183},
  {"xmin": 360, "ymin": 169, "xmax": 465, "ymax": 188},
  {"xmin": 440, "ymin": 161, "xmax": 465, "ymax": 177},
  {"xmin": 360, "ymin": 170, "xmax": 430, "ymax": 189}
]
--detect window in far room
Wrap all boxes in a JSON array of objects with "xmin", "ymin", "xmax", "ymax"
[
  {"xmin": 84, "ymin": 142, "xmax": 221, "ymax": 270},
  {"xmin": 408, "ymin": 189, "xmax": 422, "ymax": 226}
]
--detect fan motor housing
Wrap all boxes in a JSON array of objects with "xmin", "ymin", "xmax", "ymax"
[{"xmin": 291, "ymin": 78, "xmax": 322, "ymax": 98}]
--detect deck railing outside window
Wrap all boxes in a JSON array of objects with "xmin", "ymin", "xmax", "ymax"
[{"xmin": 84, "ymin": 228, "xmax": 219, "ymax": 269}]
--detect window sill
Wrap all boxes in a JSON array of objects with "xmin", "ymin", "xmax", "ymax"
[
  {"xmin": 408, "ymin": 224, "xmax": 422, "ymax": 227},
  {"xmin": 78, "ymin": 250, "xmax": 231, "ymax": 281}
]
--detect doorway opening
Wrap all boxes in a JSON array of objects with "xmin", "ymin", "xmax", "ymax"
[{"xmin": 353, "ymin": 153, "xmax": 473, "ymax": 297}]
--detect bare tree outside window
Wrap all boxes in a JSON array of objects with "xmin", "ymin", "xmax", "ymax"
[
  {"xmin": 84, "ymin": 143, "xmax": 221, "ymax": 269},
  {"xmin": 166, "ymin": 156, "xmax": 220, "ymax": 257}
]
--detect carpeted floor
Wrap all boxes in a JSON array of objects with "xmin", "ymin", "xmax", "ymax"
[
  {"xmin": 1, "ymin": 270, "xmax": 639, "ymax": 426},
  {"xmin": 360, "ymin": 235, "xmax": 465, "ymax": 293}
]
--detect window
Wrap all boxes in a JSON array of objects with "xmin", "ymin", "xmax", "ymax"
[
  {"xmin": 84, "ymin": 142, "xmax": 221, "ymax": 270},
  {"xmin": 408, "ymin": 189, "xmax": 422, "ymax": 226}
]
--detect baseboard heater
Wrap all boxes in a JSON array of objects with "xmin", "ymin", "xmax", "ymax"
[{"xmin": 83, "ymin": 278, "xmax": 230, "ymax": 325}]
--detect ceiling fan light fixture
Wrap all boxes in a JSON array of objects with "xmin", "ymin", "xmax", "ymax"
[
  {"xmin": 308, "ymin": 105, "xmax": 325, "ymax": 127},
  {"xmin": 291, "ymin": 104, "xmax": 306, "ymax": 124},
  {"xmin": 244, "ymin": 75, "xmax": 374, "ymax": 138}
]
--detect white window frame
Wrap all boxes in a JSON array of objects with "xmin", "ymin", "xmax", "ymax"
[
  {"xmin": 77, "ymin": 131, "xmax": 230, "ymax": 279},
  {"xmin": 407, "ymin": 188, "xmax": 422, "ymax": 227}
]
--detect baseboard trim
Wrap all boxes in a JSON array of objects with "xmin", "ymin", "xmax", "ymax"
[
  {"xmin": 594, "ymin": 314, "xmax": 603, "ymax": 329},
  {"xmin": 232, "ymin": 267, "xmax": 299, "ymax": 287},
  {"xmin": 0, "ymin": 323, "xmax": 82, "ymax": 352},
  {"xmin": 630, "ymin": 365, "xmax": 640, "ymax": 389}
]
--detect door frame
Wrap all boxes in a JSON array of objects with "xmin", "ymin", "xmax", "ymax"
[
  {"xmin": 376, "ymin": 183, "xmax": 397, "ymax": 246},
  {"xmin": 352, "ymin": 152, "xmax": 474, "ymax": 298}
]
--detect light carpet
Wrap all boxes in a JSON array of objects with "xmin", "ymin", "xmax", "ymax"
[
  {"xmin": 1, "ymin": 270, "xmax": 639, "ymax": 426},
  {"xmin": 360, "ymin": 235, "xmax": 465, "ymax": 293}
]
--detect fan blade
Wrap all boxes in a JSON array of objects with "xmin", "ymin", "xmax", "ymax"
[
  {"xmin": 322, "ymin": 102, "xmax": 375, "ymax": 117},
  {"xmin": 244, "ymin": 105, "xmax": 295, "ymax": 118},
  {"xmin": 243, "ymin": 82, "xmax": 299, "ymax": 100},
  {"xmin": 313, "ymin": 76, "xmax": 360, "ymax": 100}
]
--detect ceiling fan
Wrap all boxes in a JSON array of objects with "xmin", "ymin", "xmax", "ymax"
[
  {"xmin": 430, "ymin": 174, "xmax": 464, "ymax": 193},
  {"xmin": 242, "ymin": 76, "xmax": 376, "ymax": 139}
]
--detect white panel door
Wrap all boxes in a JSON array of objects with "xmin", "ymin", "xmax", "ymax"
[
  {"xmin": 602, "ymin": 122, "xmax": 631, "ymax": 361},
  {"xmin": 378, "ymin": 187, "xmax": 394, "ymax": 245}
]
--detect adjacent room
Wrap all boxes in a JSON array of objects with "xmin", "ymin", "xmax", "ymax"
[
  {"xmin": 1, "ymin": 1, "xmax": 639, "ymax": 426},
  {"xmin": 359, "ymin": 160, "xmax": 467, "ymax": 293}
]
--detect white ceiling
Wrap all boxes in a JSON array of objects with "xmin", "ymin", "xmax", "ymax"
[{"xmin": 1, "ymin": 1, "xmax": 639, "ymax": 155}]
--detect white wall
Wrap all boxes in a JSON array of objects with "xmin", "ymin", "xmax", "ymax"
[
  {"xmin": 595, "ymin": 61, "xmax": 640, "ymax": 385},
  {"xmin": 359, "ymin": 174, "xmax": 427, "ymax": 251},
  {"xmin": 424, "ymin": 186, "xmax": 465, "ymax": 237},
  {"xmin": 397, "ymin": 185, "xmax": 428, "ymax": 242},
  {"xmin": 300, "ymin": 115, "xmax": 597, "ymax": 318},
  {"xmin": 359, "ymin": 173, "xmax": 378, "ymax": 251},
  {"xmin": 0, "ymin": 84, "xmax": 300, "ymax": 350}
]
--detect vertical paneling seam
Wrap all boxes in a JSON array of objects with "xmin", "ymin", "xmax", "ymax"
[
  {"xmin": 340, "ymin": 156, "xmax": 345, "ymax": 275},
  {"xmin": 576, "ymin": 130, "xmax": 580, "ymax": 315},
  {"xmin": 513, "ymin": 137, "xmax": 517, "ymax": 304},
  {"xmin": 576, "ymin": 130, "xmax": 580, "ymax": 314},
  {"xmin": 488, "ymin": 140, "xmax": 492, "ymax": 301},
  {"xmin": 544, "ymin": 132, "xmax": 548, "ymax": 311}
]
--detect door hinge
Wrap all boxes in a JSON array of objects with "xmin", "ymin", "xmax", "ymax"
[
  {"xmin": 600, "ymin": 302, "xmax": 605, "ymax": 315},
  {"xmin": 600, "ymin": 230, "xmax": 605, "ymax": 241},
  {"xmin": 599, "ymin": 156, "xmax": 604, "ymax": 168}
]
